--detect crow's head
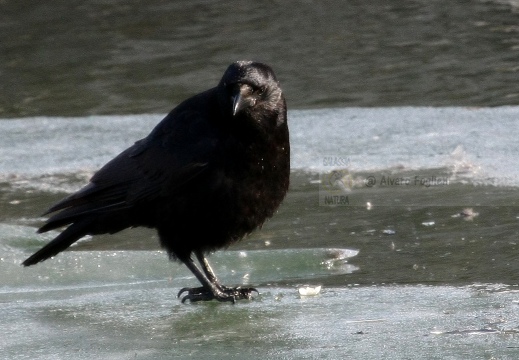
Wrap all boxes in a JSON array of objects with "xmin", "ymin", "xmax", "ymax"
[{"xmin": 218, "ymin": 61, "xmax": 284, "ymax": 126}]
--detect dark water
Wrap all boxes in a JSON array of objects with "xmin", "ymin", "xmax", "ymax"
[
  {"xmin": 2, "ymin": 1, "xmax": 519, "ymax": 359},
  {"xmin": 1, "ymin": 0, "xmax": 518, "ymax": 117}
]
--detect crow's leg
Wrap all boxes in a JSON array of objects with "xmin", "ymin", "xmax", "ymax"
[
  {"xmin": 195, "ymin": 251, "xmax": 258, "ymax": 299},
  {"xmin": 177, "ymin": 256, "xmax": 232, "ymax": 303},
  {"xmin": 177, "ymin": 252, "xmax": 257, "ymax": 303},
  {"xmin": 196, "ymin": 251, "xmax": 222, "ymax": 285}
]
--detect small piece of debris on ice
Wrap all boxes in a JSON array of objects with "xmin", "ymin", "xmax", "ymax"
[
  {"xmin": 451, "ymin": 208, "xmax": 479, "ymax": 220},
  {"xmin": 298, "ymin": 285, "xmax": 322, "ymax": 296}
]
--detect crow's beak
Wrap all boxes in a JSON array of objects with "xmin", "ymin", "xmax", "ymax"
[
  {"xmin": 232, "ymin": 93, "xmax": 244, "ymax": 117},
  {"xmin": 231, "ymin": 84, "xmax": 252, "ymax": 116}
]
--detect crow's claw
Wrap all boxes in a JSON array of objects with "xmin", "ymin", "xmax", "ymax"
[{"xmin": 177, "ymin": 286, "xmax": 205, "ymax": 299}]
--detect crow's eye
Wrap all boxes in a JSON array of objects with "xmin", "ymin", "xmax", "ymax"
[{"xmin": 257, "ymin": 87, "xmax": 266, "ymax": 96}]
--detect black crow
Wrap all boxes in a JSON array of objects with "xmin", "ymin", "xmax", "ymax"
[{"xmin": 23, "ymin": 61, "xmax": 290, "ymax": 303}]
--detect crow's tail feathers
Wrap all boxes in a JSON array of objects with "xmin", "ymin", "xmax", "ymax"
[{"xmin": 22, "ymin": 221, "xmax": 91, "ymax": 266}]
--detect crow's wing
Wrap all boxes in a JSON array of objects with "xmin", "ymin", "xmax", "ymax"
[
  {"xmin": 22, "ymin": 93, "xmax": 222, "ymax": 267},
  {"xmin": 23, "ymin": 109, "xmax": 217, "ymax": 266},
  {"xmin": 38, "ymin": 108, "xmax": 218, "ymax": 234}
]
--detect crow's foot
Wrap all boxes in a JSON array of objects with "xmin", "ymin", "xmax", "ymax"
[{"xmin": 178, "ymin": 286, "xmax": 258, "ymax": 303}]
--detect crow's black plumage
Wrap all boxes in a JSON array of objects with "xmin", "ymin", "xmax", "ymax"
[{"xmin": 23, "ymin": 61, "xmax": 290, "ymax": 303}]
